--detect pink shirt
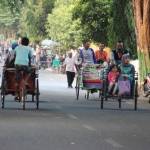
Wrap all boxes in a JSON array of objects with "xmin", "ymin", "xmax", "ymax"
[{"xmin": 108, "ymin": 71, "xmax": 119, "ymax": 83}]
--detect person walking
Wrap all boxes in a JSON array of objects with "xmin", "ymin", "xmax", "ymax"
[{"xmin": 64, "ymin": 52, "xmax": 76, "ymax": 88}]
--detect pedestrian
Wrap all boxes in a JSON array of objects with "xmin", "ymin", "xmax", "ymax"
[
  {"xmin": 64, "ymin": 52, "xmax": 76, "ymax": 88},
  {"xmin": 52, "ymin": 55, "xmax": 61, "ymax": 73}
]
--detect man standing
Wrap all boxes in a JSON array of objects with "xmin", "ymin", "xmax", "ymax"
[{"xmin": 64, "ymin": 52, "xmax": 76, "ymax": 88}]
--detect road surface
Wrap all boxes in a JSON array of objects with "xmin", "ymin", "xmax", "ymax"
[{"xmin": 0, "ymin": 69, "xmax": 150, "ymax": 150}]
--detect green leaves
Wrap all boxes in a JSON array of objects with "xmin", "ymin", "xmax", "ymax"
[
  {"xmin": 46, "ymin": 0, "xmax": 82, "ymax": 49},
  {"xmin": 0, "ymin": 0, "xmax": 137, "ymax": 58},
  {"xmin": 19, "ymin": 0, "xmax": 55, "ymax": 41},
  {"xmin": 73, "ymin": 0, "xmax": 111, "ymax": 43}
]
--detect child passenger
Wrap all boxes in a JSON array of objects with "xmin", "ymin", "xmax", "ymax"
[{"xmin": 108, "ymin": 65, "xmax": 120, "ymax": 95}]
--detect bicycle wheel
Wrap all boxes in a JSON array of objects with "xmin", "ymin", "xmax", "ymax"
[
  {"xmin": 1, "ymin": 78, "xmax": 6, "ymax": 109},
  {"xmin": 134, "ymin": 81, "xmax": 138, "ymax": 110},
  {"xmin": 32, "ymin": 95, "xmax": 35, "ymax": 102},
  {"xmin": 76, "ymin": 76, "xmax": 80, "ymax": 100},
  {"xmin": 85, "ymin": 90, "xmax": 90, "ymax": 100},
  {"xmin": 35, "ymin": 78, "xmax": 39, "ymax": 109},
  {"xmin": 21, "ymin": 87, "xmax": 26, "ymax": 110}
]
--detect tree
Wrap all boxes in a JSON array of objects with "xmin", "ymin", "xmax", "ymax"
[
  {"xmin": 73, "ymin": 0, "xmax": 111, "ymax": 43},
  {"xmin": 46, "ymin": 0, "xmax": 82, "ymax": 50},
  {"xmin": 109, "ymin": 0, "xmax": 136, "ymax": 58},
  {"xmin": 132, "ymin": 0, "xmax": 150, "ymax": 80},
  {"xmin": 19, "ymin": 0, "xmax": 55, "ymax": 41},
  {"xmin": 0, "ymin": 0, "xmax": 24, "ymax": 12},
  {"xmin": 0, "ymin": 3, "xmax": 20, "ymax": 39}
]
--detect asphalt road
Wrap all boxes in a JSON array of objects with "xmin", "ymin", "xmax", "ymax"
[{"xmin": 0, "ymin": 69, "xmax": 150, "ymax": 150}]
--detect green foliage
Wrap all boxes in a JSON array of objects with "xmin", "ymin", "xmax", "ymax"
[
  {"xmin": 108, "ymin": 0, "xmax": 137, "ymax": 58},
  {"xmin": 0, "ymin": 0, "xmax": 137, "ymax": 59},
  {"xmin": 73, "ymin": 0, "xmax": 112, "ymax": 43},
  {"xmin": 46, "ymin": 0, "xmax": 82, "ymax": 50},
  {"xmin": 0, "ymin": 4, "xmax": 20, "ymax": 39},
  {"xmin": 19, "ymin": 0, "xmax": 55, "ymax": 42},
  {"xmin": 0, "ymin": 0, "xmax": 24, "ymax": 13}
]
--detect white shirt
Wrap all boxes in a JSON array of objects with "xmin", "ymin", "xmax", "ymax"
[{"xmin": 64, "ymin": 57, "xmax": 75, "ymax": 72}]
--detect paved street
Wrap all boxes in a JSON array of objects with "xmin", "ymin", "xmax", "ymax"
[{"xmin": 0, "ymin": 70, "xmax": 150, "ymax": 150}]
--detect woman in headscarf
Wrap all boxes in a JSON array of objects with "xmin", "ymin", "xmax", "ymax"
[
  {"xmin": 119, "ymin": 54, "xmax": 135, "ymax": 82},
  {"xmin": 118, "ymin": 54, "xmax": 135, "ymax": 96}
]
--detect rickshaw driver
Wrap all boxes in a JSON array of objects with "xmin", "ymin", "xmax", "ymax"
[
  {"xmin": 79, "ymin": 40, "xmax": 96, "ymax": 65},
  {"xmin": 14, "ymin": 37, "xmax": 33, "ymax": 100}
]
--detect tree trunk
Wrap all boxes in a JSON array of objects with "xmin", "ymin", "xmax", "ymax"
[{"xmin": 132, "ymin": 0, "xmax": 150, "ymax": 81}]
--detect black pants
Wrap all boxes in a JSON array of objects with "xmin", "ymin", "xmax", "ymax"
[{"xmin": 66, "ymin": 71, "xmax": 75, "ymax": 87}]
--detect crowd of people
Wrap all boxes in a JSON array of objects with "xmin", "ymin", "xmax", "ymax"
[
  {"xmin": 63, "ymin": 40, "xmax": 136, "ymax": 97},
  {"xmin": 0, "ymin": 37, "xmax": 149, "ymax": 97}
]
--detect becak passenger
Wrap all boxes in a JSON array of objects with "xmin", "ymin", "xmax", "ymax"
[
  {"xmin": 108, "ymin": 65, "xmax": 120, "ymax": 95},
  {"xmin": 118, "ymin": 54, "xmax": 135, "ymax": 96}
]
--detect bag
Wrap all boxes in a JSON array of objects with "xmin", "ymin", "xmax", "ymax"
[{"xmin": 118, "ymin": 79, "xmax": 131, "ymax": 95}]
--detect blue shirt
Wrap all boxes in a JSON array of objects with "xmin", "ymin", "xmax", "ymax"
[{"xmin": 15, "ymin": 45, "xmax": 33, "ymax": 66}]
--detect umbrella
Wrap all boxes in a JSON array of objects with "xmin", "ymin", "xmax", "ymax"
[{"xmin": 41, "ymin": 39, "xmax": 59, "ymax": 47}]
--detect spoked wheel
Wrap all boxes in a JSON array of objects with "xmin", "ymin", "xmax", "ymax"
[
  {"xmin": 101, "ymin": 80, "xmax": 106, "ymax": 109},
  {"xmin": 1, "ymin": 79, "xmax": 6, "ymax": 109},
  {"xmin": 99, "ymin": 90, "xmax": 101, "ymax": 98},
  {"xmin": 1, "ymin": 93, "xmax": 5, "ymax": 109},
  {"xmin": 76, "ymin": 76, "xmax": 80, "ymax": 100},
  {"xmin": 101, "ymin": 97, "xmax": 104, "ymax": 109},
  {"xmin": 134, "ymin": 81, "xmax": 138, "ymax": 110},
  {"xmin": 85, "ymin": 90, "xmax": 90, "ymax": 100},
  {"xmin": 21, "ymin": 88, "xmax": 26, "ymax": 110},
  {"xmin": 35, "ymin": 79, "xmax": 39, "ymax": 109},
  {"xmin": 32, "ymin": 95, "xmax": 35, "ymax": 102},
  {"xmin": 118, "ymin": 97, "xmax": 122, "ymax": 109}
]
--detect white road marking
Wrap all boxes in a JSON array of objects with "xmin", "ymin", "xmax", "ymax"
[
  {"xmin": 68, "ymin": 114, "xmax": 78, "ymax": 120},
  {"xmin": 105, "ymin": 138, "xmax": 123, "ymax": 148},
  {"xmin": 82, "ymin": 124, "xmax": 96, "ymax": 131}
]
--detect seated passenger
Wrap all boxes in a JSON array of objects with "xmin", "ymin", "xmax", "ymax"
[
  {"xmin": 118, "ymin": 54, "xmax": 135, "ymax": 96},
  {"xmin": 4, "ymin": 42, "xmax": 18, "ymax": 68},
  {"xmin": 111, "ymin": 41, "xmax": 129, "ymax": 65},
  {"xmin": 95, "ymin": 43, "xmax": 108, "ymax": 64},
  {"xmin": 108, "ymin": 65, "xmax": 120, "ymax": 95}
]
